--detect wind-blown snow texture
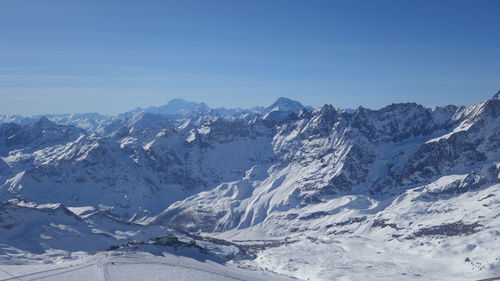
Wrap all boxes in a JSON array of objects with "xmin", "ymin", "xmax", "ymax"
[{"xmin": 0, "ymin": 93, "xmax": 499, "ymax": 281}]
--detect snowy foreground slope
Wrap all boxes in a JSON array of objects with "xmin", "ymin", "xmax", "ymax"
[
  {"xmin": 0, "ymin": 252, "xmax": 295, "ymax": 281},
  {"xmin": 0, "ymin": 94, "xmax": 499, "ymax": 280}
]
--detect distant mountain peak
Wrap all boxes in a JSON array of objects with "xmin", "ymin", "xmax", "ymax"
[
  {"xmin": 268, "ymin": 97, "xmax": 305, "ymax": 110},
  {"xmin": 275, "ymin": 96, "xmax": 296, "ymax": 102},
  {"xmin": 165, "ymin": 98, "xmax": 208, "ymax": 108},
  {"xmin": 33, "ymin": 116, "xmax": 56, "ymax": 128},
  {"xmin": 167, "ymin": 98, "xmax": 189, "ymax": 103},
  {"xmin": 263, "ymin": 97, "xmax": 310, "ymax": 120},
  {"xmin": 137, "ymin": 98, "xmax": 211, "ymax": 116}
]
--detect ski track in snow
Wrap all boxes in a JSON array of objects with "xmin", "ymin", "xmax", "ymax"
[
  {"xmin": 102, "ymin": 263, "xmax": 111, "ymax": 281},
  {"xmin": 0, "ymin": 253, "xmax": 296, "ymax": 281},
  {"xmin": 0, "ymin": 263, "xmax": 96, "ymax": 281}
]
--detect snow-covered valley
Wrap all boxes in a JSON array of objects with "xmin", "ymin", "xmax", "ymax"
[{"xmin": 0, "ymin": 94, "xmax": 499, "ymax": 280}]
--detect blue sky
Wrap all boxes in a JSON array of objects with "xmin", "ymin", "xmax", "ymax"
[{"xmin": 1, "ymin": 0, "xmax": 499, "ymax": 115}]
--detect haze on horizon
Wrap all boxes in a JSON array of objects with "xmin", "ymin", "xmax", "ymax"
[{"xmin": 0, "ymin": 0, "xmax": 499, "ymax": 115}]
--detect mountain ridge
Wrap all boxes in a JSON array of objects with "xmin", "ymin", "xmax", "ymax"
[{"xmin": 0, "ymin": 92, "xmax": 498, "ymax": 280}]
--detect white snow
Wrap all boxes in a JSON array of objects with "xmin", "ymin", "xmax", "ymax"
[
  {"xmin": 426, "ymin": 121, "xmax": 473, "ymax": 143},
  {"xmin": 0, "ymin": 252, "xmax": 296, "ymax": 281}
]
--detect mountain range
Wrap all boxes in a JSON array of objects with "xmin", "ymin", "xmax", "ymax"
[{"xmin": 0, "ymin": 93, "xmax": 498, "ymax": 281}]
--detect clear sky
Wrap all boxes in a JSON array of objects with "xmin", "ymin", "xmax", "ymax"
[{"xmin": 1, "ymin": 0, "xmax": 499, "ymax": 115}]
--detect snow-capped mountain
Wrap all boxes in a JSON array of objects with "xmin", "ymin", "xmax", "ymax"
[
  {"xmin": 156, "ymin": 94, "xmax": 499, "ymax": 231},
  {"xmin": 130, "ymin": 98, "xmax": 212, "ymax": 116},
  {"xmin": 125, "ymin": 98, "xmax": 265, "ymax": 119},
  {"xmin": 262, "ymin": 97, "xmax": 312, "ymax": 121},
  {"xmin": 0, "ymin": 93, "xmax": 499, "ymax": 280},
  {"xmin": 0, "ymin": 113, "xmax": 114, "ymax": 133}
]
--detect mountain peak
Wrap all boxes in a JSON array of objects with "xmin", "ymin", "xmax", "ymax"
[
  {"xmin": 275, "ymin": 96, "xmax": 295, "ymax": 102},
  {"xmin": 165, "ymin": 98, "xmax": 207, "ymax": 108},
  {"xmin": 33, "ymin": 116, "xmax": 56, "ymax": 128},
  {"xmin": 262, "ymin": 97, "xmax": 311, "ymax": 121},
  {"xmin": 262, "ymin": 97, "xmax": 307, "ymax": 121},
  {"xmin": 140, "ymin": 98, "xmax": 211, "ymax": 116},
  {"xmin": 268, "ymin": 97, "xmax": 305, "ymax": 110}
]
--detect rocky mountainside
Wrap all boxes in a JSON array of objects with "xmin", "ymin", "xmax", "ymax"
[
  {"xmin": 156, "ymin": 93, "xmax": 499, "ymax": 230},
  {"xmin": 0, "ymin": 93, "xmax": 498, "ymax": 280}
]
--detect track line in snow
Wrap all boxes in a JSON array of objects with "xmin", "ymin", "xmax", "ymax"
[
  {"xmin": 97, "ymin": 263, "xmax": 105, "ymax": 281},
  {"xmin": 0, "ymin": 254, "xmax": 288, "ymax": 281},
  {"xmin": 21, "ymin": 264, "xmax": 97, "ymax": 281},
  {"xmin": 102, "ymin": 263, "xmax": 111, "ymax": 281},
  {"xmin": 1, "ymin": 261, "xmax": 248, "ymax": 281},
  {"xmin": 109, "ymin": 261, "xmax": 255, "ymax": 281},
  {"xmin": 0, "ymin": 263, "xmax": 96, "ymax": 281},
  {"xmin": 0, "ymin": 267, "xmax": 22, "ymax": 281}
]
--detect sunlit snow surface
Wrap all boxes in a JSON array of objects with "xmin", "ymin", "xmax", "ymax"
[
  {"xmin": 0, "ymin": 252, "xmax": 295, "ymax": 281},
  {"xmin": 213, "ymin": 182, "xmax": 500, "ymax": 281}
]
